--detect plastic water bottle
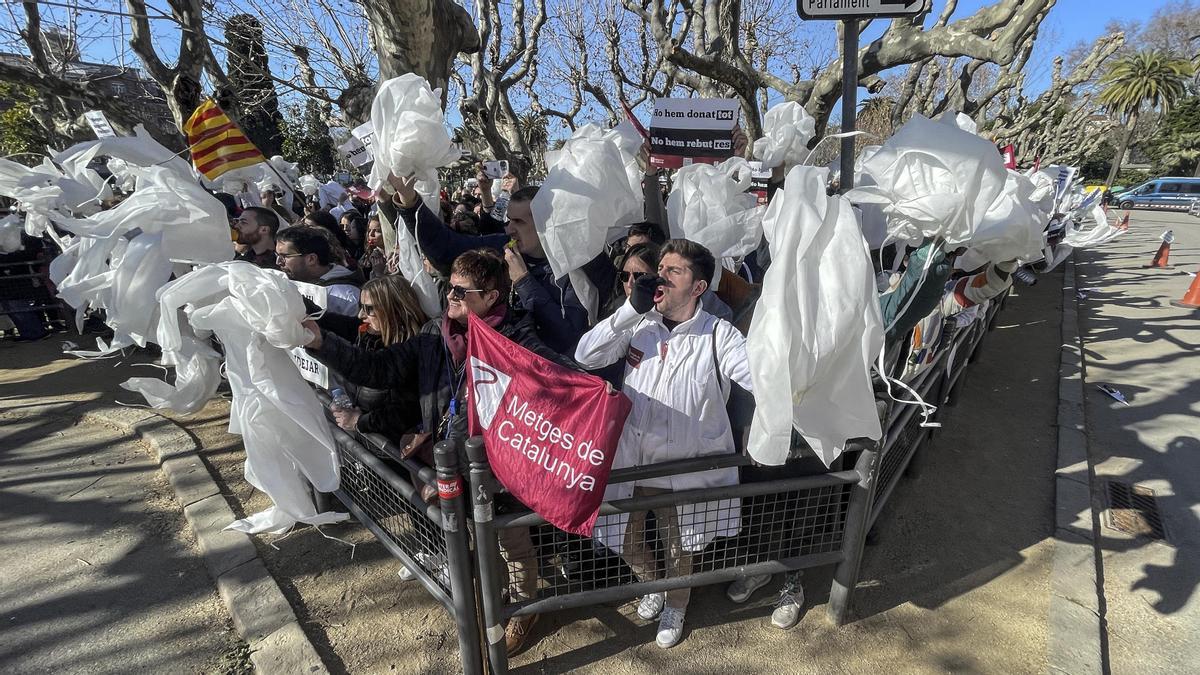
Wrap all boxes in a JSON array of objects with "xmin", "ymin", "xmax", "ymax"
[{"xmin": 330, "ymin": 388, "xmax": 354, "ymax": 412}]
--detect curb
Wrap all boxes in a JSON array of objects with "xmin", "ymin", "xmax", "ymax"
[
  {"xmin": 1047, "ymin": 256, "xmax": 1106, "ymax": 674},
  {"xmin": 80, "ymin": 405, "xmax": 328, "ymax": 675}
]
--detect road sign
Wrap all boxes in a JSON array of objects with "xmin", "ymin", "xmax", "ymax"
[{"xmin": 797, "ymin": 0, "xmax": 927, "ymax": 21}]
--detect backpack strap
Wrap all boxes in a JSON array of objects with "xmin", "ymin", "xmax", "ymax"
[{"xmin": 711, "ymin": 317, "xmax": 729, "ymax": 399}]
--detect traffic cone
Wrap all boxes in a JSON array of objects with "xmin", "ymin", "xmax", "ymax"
[
  {"xmin": 1171, "ymin": 270, "xmax": 1200, "ymax": 310},
  {"xmin": 1142, "ymin": 239, "xmax": 1172, "ymax": 268}
]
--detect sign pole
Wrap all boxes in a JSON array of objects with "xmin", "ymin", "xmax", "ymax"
[{"xmin": 839, "ymin": 19, "xmax": 859, "ymax": 194}]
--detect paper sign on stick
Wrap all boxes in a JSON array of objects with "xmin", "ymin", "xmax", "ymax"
[{"xmin": 649, "ymin": 98, "xmax": 739, "ymax": 169}]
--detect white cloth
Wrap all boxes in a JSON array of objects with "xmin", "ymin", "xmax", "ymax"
[
  {"xmin": 365, "ymin": 74, "xmax": 461, "ymax": 209},
  {"xmin": 753, "ymin": 101, "xmax": 817, "ymax": 170},
  {"xmin": 666, "ymin": 157, "xmax": 765, "ymax": 287},
  {"xmin": 747, "ymin": 165, "xmax": 884, "ymax": 467},
  {"xmin": 574, "ymin": 302, "xmax": 749, "ymax": 554},
  {"xmin": 124, "ymin": 262, "xmax": 346, "ymax": 533},
  {"xmin": 846, "ymin": 114, "xmax": 1008, "ymax": 248},
  {"xmin": 530, "ymin": 122, "xmax": 644, "ymax": 321}
]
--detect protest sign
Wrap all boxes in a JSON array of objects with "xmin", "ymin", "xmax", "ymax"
[
  {"xmin": 649, "ymin": 98, "xmax": 739, "ymax": 169},
  {"xmin": 289, "ymin": 281, "xmax": 331, "ymax": 389},
  {"xmin": 339, "ymin": 136, "xmax": 372, "ymax": 168},
  {"xmin": 84, "ymin": 110, "xmax": 116, "ymax": 138},
  {"xmin": 466, "ymin": 314, "xmax": 632, "ymax": 536},
  {"xmin": 748, "ymin": 160, "xmax": 772, "ymax": 206},
  {"xmin": 351, "ymin": 122, "xmax": 376, "ymax": 154},
  {"xmin": 1000, "ymin": 144, "xmax": 1016, "ymax": 170}
]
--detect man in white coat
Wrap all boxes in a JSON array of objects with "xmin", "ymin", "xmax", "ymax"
[{"xmin": 574, "ymin": 239, "xmax": 753, "ymax": 649}]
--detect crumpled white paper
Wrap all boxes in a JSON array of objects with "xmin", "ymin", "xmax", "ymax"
[
  {"xmin": 365, "ymin": 74, "xmax": 461, "ymax": 202},
  {"xmin": 125, "ymin": 262, "xmax": 346, "ymax": 534},
  {"xmin": 753, "ymin": 102, "xmax": 817, "ymax": 170},
  {"xmin": 530, "ymin": 122, "xmax": 644, "ymax": 320},
  {"xmin": 846, "ymin": 114, "xmax": 1008, "ymax": 247},
  {"xmin": 667, "ymin": 157, "xmax": 765, "ymax": 279},
  {"xmin": 747, "ymin": 165, "xmax": 884, "ymax": 467}
]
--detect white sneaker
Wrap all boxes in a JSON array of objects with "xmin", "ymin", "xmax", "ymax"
[
  {"xmin": 726, "ymin": 573, "xmax": 771, "ymax": 603},
  {"xmin": 770, "ymin": 579, "xmax": 805, "ymax": 629},
  {"xmin": 656, "ymin": 606, "xmax": 686, "ymax": 649},
  {"xmin": 398, "ymin": 564, "xmax": 415, "ymax": 581},
  {"xmin": 637, "ymin": 592, "xmax": 665, "ymax": 620}
]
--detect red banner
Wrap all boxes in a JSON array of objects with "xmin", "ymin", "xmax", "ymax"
[{"xmin": 466, "ymin": 314, "xmax": 632, "ymax": 535}]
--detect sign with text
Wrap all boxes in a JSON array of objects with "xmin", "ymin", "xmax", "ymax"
[
  {"xmin": 797, "ymin": 0, "xmax": 927, "ymax": 21},
  {"xmin": 289, "ymin": 281, "xmax": 331, "ymax": 389},
  {"xmin": 84, "ymin": 110, "xmax": 116, "ymax": 138},
  {"xmin": 466, "ymin": 314, "xmax": 632, "ymax": 536},
  {"xmin": 1000, "ymin": 144, "xmax": 1016, "ymax": 170},
  {"xmin": 338, "ymin": 135, "xmax": 373, "ymax": 168},
  {"xmin": 748, "ymin": 160, "xmax": 772, "ymax": 205},
  {"xmin": 649, "ymin": 98, "xmax": 739, "ymax": 169}
]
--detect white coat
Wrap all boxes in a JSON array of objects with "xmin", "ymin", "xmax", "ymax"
[{"xmin": 573, "ymin": 299, "xmax": 753, "ymax": 554}]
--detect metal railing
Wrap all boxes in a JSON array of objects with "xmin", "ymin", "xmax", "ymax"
[{"xmin": 315, "ymin": 289, "xmax": 1011, "ymax": 674}]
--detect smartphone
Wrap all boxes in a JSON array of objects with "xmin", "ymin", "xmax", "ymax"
[{"xmin": 483, "ymin": 160, "xmax": 509, "ymax": 179}]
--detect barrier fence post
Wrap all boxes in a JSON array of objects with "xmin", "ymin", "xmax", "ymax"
[
  {"xmin": 465, "ymin": 436, "xmax": 510, "ymax": 674},
  {"xmin": 433, "ymin": 439, "xmax": 485, "ymax": 675},
  {"xmin": 827, "ymin": 443, "xmax": 879, "ymax": 626}
]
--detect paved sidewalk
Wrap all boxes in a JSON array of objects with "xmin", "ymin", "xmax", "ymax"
[
  {"xmin": 0, "ymin": 409, "xmax": 246, "ymax": 673},
  {"xmin": 1075, "ymin": 209, "xmax": 1200, "ymax": 674}
]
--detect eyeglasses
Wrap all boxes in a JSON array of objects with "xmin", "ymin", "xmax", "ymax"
[
  {"xmin": 619, "ymin": 271, "xmax": 647, "ymax": 283},
  {"xmin": 448, "ymin": 285, "xmax": 486, "ymax": 301},
  {"xmin": 358, "ymin": 303, "xmax": 376, "ymax": 316},
  {"xmin": 276, "ymin": 252, "xmax": 305, "ymax": 262}
]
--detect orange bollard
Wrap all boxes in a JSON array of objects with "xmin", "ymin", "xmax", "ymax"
[
  {"xmin": 1143, "ymin": 240, "xmax": 1172, "ymax": 268},
  {"xmin": 1171, "ymin": 270, "xmax": 1200, "ymax": 310}
]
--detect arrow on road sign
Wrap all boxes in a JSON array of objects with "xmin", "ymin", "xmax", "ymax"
[{"xmin": 797, "ymin": 0, "xmax": 927, "ymax": 20}]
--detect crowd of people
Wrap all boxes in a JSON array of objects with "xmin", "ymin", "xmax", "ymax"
[
  {"xmin": 164, "ymin": 142, "xmax": 1024, "ymax": 654},
  {"xmin": 1, "ymin": 137, "xmax": 1028, "ymax": 655}
]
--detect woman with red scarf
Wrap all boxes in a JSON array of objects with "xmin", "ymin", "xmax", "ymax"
[{"xmin": 302, "ymin": 247, "xmax": 572, "ymax": 656}]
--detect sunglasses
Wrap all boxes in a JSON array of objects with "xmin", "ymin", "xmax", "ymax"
[
  {"xmin": 358, "ymin": 303, "xmax": 376, "ymax": 316},
  {"xmin": 448, "ymin": 285, "xmax": 486, "ymax": 301},
  {"xmin": 619, "ymin": 271, "xmax": 647, "ymax": 283}
]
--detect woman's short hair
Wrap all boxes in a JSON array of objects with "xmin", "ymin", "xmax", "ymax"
[{"xmin": 452, "ymin": 249, "xmax": 511, "ymax": 301}]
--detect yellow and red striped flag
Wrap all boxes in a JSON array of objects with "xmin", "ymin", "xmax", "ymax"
[{"xmin": 183, "ymin": 99, "xmax": 265, "ymax": 179}]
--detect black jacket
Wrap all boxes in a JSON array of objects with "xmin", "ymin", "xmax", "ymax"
[
  {"xmin": 309, "ymin": 310, "xmax": 576, "ymax": 448},
  {"xmin": 339, "ymin": 332, "xmax": 422, "ymax": 443}
]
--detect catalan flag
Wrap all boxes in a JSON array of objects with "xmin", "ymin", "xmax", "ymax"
[{"xmin": 183, "ymin": 99, "xmax": 266, "ymax": 179}]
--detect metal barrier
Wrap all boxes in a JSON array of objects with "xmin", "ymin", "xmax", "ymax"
[
  {"xmin": 314, "ymin": 288, "xmax": 1012, "ymax": 673},
  {"xmin": 0, "ymin": 259, "xmax": 64, "ymax": 334},
  {"xmin": 466, "ymin": 437, "xmax": 878, "ymax": 673}
]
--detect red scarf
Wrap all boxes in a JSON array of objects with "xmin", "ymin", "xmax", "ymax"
[{"xmin": 441, "ymin": 303, "xmax": 507, "ymax": 365}]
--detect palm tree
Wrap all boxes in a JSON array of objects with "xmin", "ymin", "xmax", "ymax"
[
  {"xmin": 1157, "ymin": 132, "xmax": 1200, "ymax": 177},
  {"xmin": 1098, "ymin": 50, "xmax": 1195, "ymax": 186}
]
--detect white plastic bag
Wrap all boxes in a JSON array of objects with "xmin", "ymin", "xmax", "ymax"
[
  {"xmin": 0, "ymin": 214, "xmax": 22, "ymax": 253},
  {"xmin": 127, "ymin": 262, "xmax": 346, "ymax": 533},
  {"xmin": 753, "ymin": 102, "xmax": 817, "ymax": 170},
  {"xmin": 299, "ymin": 175, "xmax": 322, "ymax": 197},
  {"xmin": 666, "ymin": 157, "xmax": 765, "ymax": 277},
  {"xmin": 846, "ymin": 114, "xmax": 1008, "ymax": 247},
  {"xmin": 747, "ymin": 165, "xmax": 885, "ymax": 467},
  {"xmin": 318, "ymin": 180, "xmax": 347, "ymax": 210},
  {"xmin": 530, "ymin": 123, "xmax": 644, "ymax": 320},
  {"xmin": 954, "ymin": 169, "xmax": 1051, "ymax": 269},
  {"xmin": 365, "ymin": 74, "xmax": 461, "ymax": 205}
]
